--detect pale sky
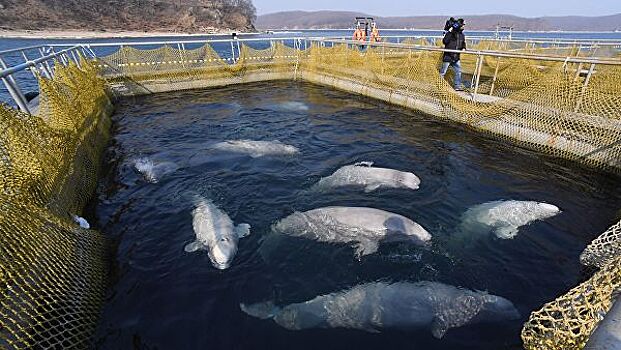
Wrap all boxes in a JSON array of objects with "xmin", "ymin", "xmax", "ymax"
[{"xmin": 254, "ymin": 0, "xmax": 621, "ymax": 17}]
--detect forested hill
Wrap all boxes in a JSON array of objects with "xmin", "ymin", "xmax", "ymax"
[
  {"xmin": 0, "ymin": 0, "xmax": 256, "ymax": 32},
  {"xmin": 257, "ymin": 11, "xmax": 621, "ymax": 31}
]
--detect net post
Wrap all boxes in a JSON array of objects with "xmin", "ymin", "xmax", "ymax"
[
  {"xmin": 574, "ymin": 63, "xmax": 596, "ymax": 113},
  {"xmin": 0, "ymin": 57, "xmax": 32, "ymax": 114},
  {"xmin": 489, "ymin": 57, "xmax": 501, "ymax": 96}
]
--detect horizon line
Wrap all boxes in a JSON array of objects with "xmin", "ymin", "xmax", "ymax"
[{"xmin": 257, "ymin": 10, "xmax": 621, "ymax": 19}]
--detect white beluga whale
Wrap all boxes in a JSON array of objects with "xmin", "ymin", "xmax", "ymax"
[
  {"xmin": 241, "ymin": 281, "xmax": 520, "ymax": 338},
  {"xmin": 184, "ymin": 197, "xmax": 251, "ymax": 270},
  {"xmin": 312, "ymin": 162, "xmax": 421, "ymax": 193},
  {"xmin": 277, "ymin": 101, "xmax": 309, "ymax": 111},
  {"xmin": 272, "ymin": 207, "xmax": 431, "ymax": 258},
  {"xmin": 133, "ymin": 157, "xmax": 179, "ymax": 183},
  {"xmin": 211, "ymin": 140, "xmax": 300, "ymax": 158},
  {"xmin": 72, "ymin": 215, "xmax": 90, "ymax": 229},
  {"xmin": 460, "ymin": 200, "xmax": 561, "ymax": 239}
]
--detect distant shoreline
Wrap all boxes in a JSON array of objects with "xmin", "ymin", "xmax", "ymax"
[{"xmin": 0, "ymin": 29, "xmax": 261, "ymax": 39}]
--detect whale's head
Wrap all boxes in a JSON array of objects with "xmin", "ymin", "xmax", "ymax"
[
  {"xmin": 208, "ymin": 236, "xmax": 238, "ymax": 270},
  {"xmin": 474, "ymin": 294, "xmax": 521, "ymax": 323},
  {"xmin": 536, "ymin": 202, "xmax": 561, "ymax": 219},
  {"xmin": 399, "ymin": 172, "xmax": 421, "ymax": 190}
]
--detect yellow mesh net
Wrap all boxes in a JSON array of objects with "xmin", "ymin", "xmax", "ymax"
[
  {"xmin": 580, "ymin": 219, "xmax": 621, "ymax": 268},
  {"xmin": 0, "ymin": 57, "xmax": 112, "ymax": 349},
  {"xmin": 1, "ymin": 39, "xmax": 619, "ymax": 348},
  {"xmin": 98, "ymin": 41, "xmax": 621, "ymax": 172},
  {"xmin": 521, "ymin": 255, "xmax": 621, "ymax": 349},
  {"xmin": 96, "ymin": 41, "xmax": 621, "ymax": 349}
]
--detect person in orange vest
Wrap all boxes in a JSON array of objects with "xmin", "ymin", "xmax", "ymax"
[
  {"xmin": 370, "ymin": 22, "xmax": 381, "ymax": 42},
  {"xmin": 352, "ymin": 25, "xmax": 366, "ymax": 42}
]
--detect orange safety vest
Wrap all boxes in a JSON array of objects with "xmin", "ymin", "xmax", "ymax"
[
  {"xmin": 353, "ymin": 29, "xmax": 366, "ymax": 42},
  {"xmin": 370, "ymin": 28, "xmax": 381, "ymax": 42}
]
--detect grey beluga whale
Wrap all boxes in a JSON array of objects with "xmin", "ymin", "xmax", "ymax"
[
  {"xmin": 272, "ymin": 206, "xmax": 431, "ymax": 258},
  {"xmin": 312, "ymin": 161, "xmax": 421, "ymax": 193},
  {"xmin": 211, "ymin": 140, "xmax": 300, "ymax": 158},
  {"xmin": 459, "ymin": 200, "xmax": 561, "ymax": 239},
  {"xmin": 133, "ymin": 157, "xmax": 180, "ymax": 183},
  {"xmin": 184, "ymin": 196, "xmax": 251, "ymax": 270},
  {"xmin": 240, "ymin": 281, "xmax": 520, "ymax": 338}
]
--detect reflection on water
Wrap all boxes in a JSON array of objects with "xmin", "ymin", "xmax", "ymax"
[{"xmin": 92, "ymin": 81, "xmax": 621, "ymax": 349}]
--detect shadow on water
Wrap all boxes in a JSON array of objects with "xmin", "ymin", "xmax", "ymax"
[{"xmin": 91, "ymin": 81, "xmax": 621, "ymax": 349}]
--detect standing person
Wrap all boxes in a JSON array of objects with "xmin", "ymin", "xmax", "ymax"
[
  {"xmin": 353, "ymin": 25, "xmax": 366, "ymax": 43},
  {"xmin": 440, "ymin": 18, "xmax": 466, "ymax": 91},
  {"xmin": 370, "ymin": 22, "xmax": 381, "ymax": 42}
]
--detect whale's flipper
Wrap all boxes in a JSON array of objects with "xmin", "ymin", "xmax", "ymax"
[
  {"xmin": 432, "ymin": 294, "xmax": 481, "ymax": 338},
  {"xmin": 431, "ymin": 316, "xmax": 449, "ymax": 339},
  {"xmin": 184, "ymin": 241, "xmax": 203, "ymax": 253},
  {"xmin": 364, "ymin": 184, "xmax": 381, "ymax": 193},
  {"xmin": 354, "ymin": 239, "xmax": 379, "ymax": 259},
  {"xmin": 236, "ymin": 223, "xmax": 251, "ymax": 238},
  {"xmin": 354, "ymin": 161, "xmax": 374, "ymax": 167},
  {"xmin": 240, "ymin": 301, "xmax": 280, "ymax": 320},
  {"xmin": 494, "ymin": 226, "xmax": 519, "ymax": 239}
]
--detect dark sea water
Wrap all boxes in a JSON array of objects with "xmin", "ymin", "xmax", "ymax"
[{"xmin": 91, "ymin": 81, "xmax": 621, "ymax": 349}]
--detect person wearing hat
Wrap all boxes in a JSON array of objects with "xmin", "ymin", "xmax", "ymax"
[{"xmin": 440, "ymin": 18, "xmax": 467, "ymax": 91}]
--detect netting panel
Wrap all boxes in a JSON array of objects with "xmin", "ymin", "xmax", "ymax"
[
  {"xmin": 521, "ymin": 255, "xmax": 621, "ymax": 350},
  {"xmin": 1, "ymin": 58, "xmax": 112, "ymax": 349},
  {"xmin": 580, "ymin": 219, "xmax": 621, "ymax": 268}
]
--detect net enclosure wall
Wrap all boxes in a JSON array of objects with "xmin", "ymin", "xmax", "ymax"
[
  {"xmin": 93, "ymin": 39, "xmax": 621, "ymax": 350},
  {"xmin": 0, "ymin": 58, "xmax": 112, "ymax": 349},
  {"xmin": 1, "ymin": 38, "xmax": 620, "ymax": 349},
  {"xmin": 99, "ymin": 40, "xmax": 621, "ymax": 172}
]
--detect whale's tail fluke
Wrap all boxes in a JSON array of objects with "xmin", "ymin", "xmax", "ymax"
[{"xmin": 240, "ymin": 301, "xmax": 280, "ymax": 320}]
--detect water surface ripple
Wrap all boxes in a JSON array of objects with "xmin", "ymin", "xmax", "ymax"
[{"xmin": 93, "ymin": 81, "xmax": 621, "ymax": 349}]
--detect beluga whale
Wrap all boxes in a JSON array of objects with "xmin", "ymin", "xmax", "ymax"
[
  {"xmin": 133, "ymin": 157, "xmax": 179, "ymax": 183},
  {"xmin": 211, "ymin": 140, "xmax": 300, "ymax": 158},
  {"xmin": 241, "ymin": 281, "xmax": 520, "ymax": 338},
  {"xmin": 459, "ymin": 200, "xmax": 561, "ymax": 239},
  {"xmin": 184, "ymin": 196, "xmax": 251, "ymax": 270},
  {"xmin": 312, "ymin": 161, "xmax": 421, "ymax": 193},
  {"xmin": 272, "ymin": 206, "xmax": 431, "ymax": 258}
]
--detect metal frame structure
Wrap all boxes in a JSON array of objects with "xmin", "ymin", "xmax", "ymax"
[{"xmin": 1, "ymin": 36, "xmax": 620, "ymax": 114}]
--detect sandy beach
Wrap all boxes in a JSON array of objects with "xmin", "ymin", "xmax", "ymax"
[{"xmin": 0, "ymin": 29, "xmax": 260, "ymax": 39}]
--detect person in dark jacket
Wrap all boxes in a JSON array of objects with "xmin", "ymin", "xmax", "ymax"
[{"xmin": 440, "ymin": 18, "xmax": 466, "ymax": 91}]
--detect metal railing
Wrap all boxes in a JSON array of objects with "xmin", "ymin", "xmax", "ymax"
[
  {"xmin": 320, "ymin": 38, "xmax": 621, "ymax": 101},
  {"xmin": 1, "ymin": 36, "xmax": 620, "ymax": 114}
]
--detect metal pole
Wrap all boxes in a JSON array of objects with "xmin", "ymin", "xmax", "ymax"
[
  {"xmin": 86, "ymin": 45, "xmax": 98, "ymax": 59},
  {"xmin": 489, "ymin": 57, "xmax": 501, "ymax": 96},
  {"xmin": 574, "ymin": 63, "xmax": 596, "ymax": 113},
  {"xmin": 236, "ymin": 39, "xmax": 241, "ymax": 62},
  {"xmin": 471, "ymin": 54, "xmax": 481, "ymax": 91},
  {"xmin": 230, "ymin": 41, "xmax": 236, "ymax": 62},
  {"xmin": 39, "ymin": 48, "xmax": 54, "ymax": 79},
  {"xmin": 71, "ymin": 49, "xmax": 81, "ymax": 68},
  {"xmin": 20, "ymin": 50, "xmax": 38, "ymax": 79},
  {"xmin": 0, "ymin": 76, "xmax": 31, "ymax": 114},
  {"xmin": 573, "ymin": 62, "xmax": 584, "ymax": 82},
  {"xmin": 37, "ymin": 47, "xmax": 53, "ymax": 79},
  {"xmin": 473, "ymin": 54, "xmax": 484, "ymax": 98},
  {"xmin": 177, "ymin": 43, "xmax": 186, "ymax": 68},
  {"xmin": 0, "ymin": 58, "xmax": 31, "ymax": 114}
]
